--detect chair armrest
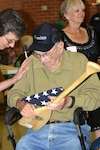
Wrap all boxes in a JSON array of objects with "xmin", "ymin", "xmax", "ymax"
[{"xmin": 4, "ymin": 107, "xmax": 22, "ymax": 125}]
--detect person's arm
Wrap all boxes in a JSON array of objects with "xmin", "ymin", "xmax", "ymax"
[{"xmin": 0, "ymin": 58, "xmax": 29, "ymax": 92}]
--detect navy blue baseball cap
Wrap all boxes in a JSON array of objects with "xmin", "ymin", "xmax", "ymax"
[{"xmin": 29, "ymin": 23, "xmax": 61, "ymax": 52}]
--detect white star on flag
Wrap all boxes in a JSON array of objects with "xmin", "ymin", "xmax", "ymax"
[
  {"xmin": 26, "ymin": 96, "xmax": 31, "ymax": 102},
  {"xmin": 43, "ymin": 91, "xmax": 48, "ymax": 96},
  {"xmin": 41, "ymin": 100, "xmax": 47, "ymax": 105},
  {"xmin": 34, "ymin": 94, "xmax": 40, "ymax": 99},
  {"xmin": 51, "ymin": 89, "xmax": 58, "ymax": 95}
]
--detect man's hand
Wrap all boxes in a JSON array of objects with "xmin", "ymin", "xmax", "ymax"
[
  {"xmin": 46, "ymin": 96, "xmax": 72, "ymax": 110},
  {"xmin": 16, "ymin": 99, "xmax": 37, "ymax": 119},
  {"xmin": 13, "ymin": 58, "xmax": 29, "ymax": 82}
]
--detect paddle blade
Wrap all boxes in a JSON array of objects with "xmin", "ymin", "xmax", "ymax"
[{"xmin": 18, "ymin": 107, "xmax": 51, "ymax": 130}]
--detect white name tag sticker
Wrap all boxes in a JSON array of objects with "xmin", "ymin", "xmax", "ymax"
[
  {"xmin": 25, "ymin": 123, "xmax": 33, "ymax": 128},
  {"xmin": 66, "ymin": 46, "xmax": 77, "ymax": 52}
]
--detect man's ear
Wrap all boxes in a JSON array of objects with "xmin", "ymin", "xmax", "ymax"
[{"xmin": 58, "ymin": 41, "xmax": 64, "ymax": 54}]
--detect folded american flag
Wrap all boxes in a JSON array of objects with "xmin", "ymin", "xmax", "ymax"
[{"xmin": 21, "ymin": 87, "xmax": 64, "ymax": 106}]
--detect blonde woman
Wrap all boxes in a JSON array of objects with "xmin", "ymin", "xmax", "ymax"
[{"xmin": 60, "ymin": 0, "xmax": 100, "ymax": 143}]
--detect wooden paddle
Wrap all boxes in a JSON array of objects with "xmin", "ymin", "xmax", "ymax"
[{"xmin": 18, "ymin": 61, "xmax": 100, "ymax": 130}]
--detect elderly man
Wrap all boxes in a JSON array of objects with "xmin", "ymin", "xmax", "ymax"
[{"xmin": 7, "ymin": 23, "xmax": 100, "ymax": 150}]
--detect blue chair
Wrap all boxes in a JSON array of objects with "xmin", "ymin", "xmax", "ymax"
[{"xmin": 4, "ymin": 107, "xmax": 100, "ymax": 150}]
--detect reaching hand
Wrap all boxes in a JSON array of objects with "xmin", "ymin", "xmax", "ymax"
[
  {"xmin": 13, "ymin": 58, "xmax": 29, "ymax": 82},
  {"xmin": 0, "ymin": 59, "xmax": 29, "ymax": 92}
]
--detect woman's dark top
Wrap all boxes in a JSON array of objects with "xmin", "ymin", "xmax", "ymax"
[{"xmin": 61, "ymin": 28, "xmax": 98, "ymax": 62}]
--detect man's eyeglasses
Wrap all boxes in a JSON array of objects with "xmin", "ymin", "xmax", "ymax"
[
  {"xmin": 33, "ymin": 44, "xmax": 57, "ymax": 59},
  {"xmin": 4, "ymin": 35, "xmax": 17, "ymax": 45}
]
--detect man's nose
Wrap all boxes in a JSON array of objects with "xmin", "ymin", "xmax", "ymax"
[{"xmin": 9, "ymin": 42, "xmax": 15, "ymax": 48}]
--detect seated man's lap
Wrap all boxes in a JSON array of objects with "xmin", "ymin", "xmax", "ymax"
[{"xmin": 16, "ymin": 121, "xmax": 91, "ymax": 150}]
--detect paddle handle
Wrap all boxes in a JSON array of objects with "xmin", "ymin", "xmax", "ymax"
[
  {"xmin": 52, "ymin": 61, "xmax": 100, "ymax": 104},
  {"xmin": 53, "ymin": 72, "xmax": 87, "ymax": 104},
  {"xmin": 35, "ymin": 62, "xmax": 100, "ymax": 112},
  {"xmin": 33, "ymin": 72, "xmax": 87, "ymax": 116}
]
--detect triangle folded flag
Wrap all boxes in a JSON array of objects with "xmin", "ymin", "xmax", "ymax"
[{"xmin": 21, "ymin": 87, "xmax": 64, "ymax": 106}]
